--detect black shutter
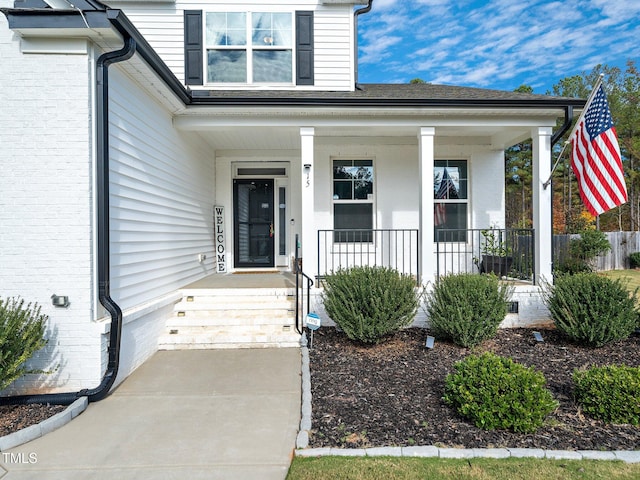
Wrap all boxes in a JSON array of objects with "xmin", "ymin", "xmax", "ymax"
[
  {"xmin": 296, "ymin": 11, "xmax": 314, "ymax": 86},
  {"xmin": 184, "ymin": 10, "xmax": 203, "ymax": 86}
]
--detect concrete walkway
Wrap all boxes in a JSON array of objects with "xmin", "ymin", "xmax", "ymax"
[{"xmin": 1, "ymin": 349, "xmax": 301, "ymax": 480}]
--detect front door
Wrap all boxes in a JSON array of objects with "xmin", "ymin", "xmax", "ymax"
[{"xmin": 233, "ymin": 179, "xmax": 275, "ymax": 267}]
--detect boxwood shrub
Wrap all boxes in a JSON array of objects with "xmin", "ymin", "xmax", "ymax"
[
  {"xmin": 0, "ymin": 297, "xmax": 48, "ymax": 390},
  {"xmin": 424, "ymin": 273, "xmax": 512, "ymax": 347},
  {"xmin": 443, "ymin": 352, "xmax": 558, "ymax": 433},
  {"xmin": 322, "ymin": 266, "xmax": 420, "ymax": 344},
  {"xmin": 573, "ymin": 365, "xmax": 640, "ymax": 425},
  {"xmin": 543, "ymin": 273, "xmax": 638, "ymax": 347}
]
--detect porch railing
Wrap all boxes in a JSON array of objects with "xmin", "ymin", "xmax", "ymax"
[
  {"xmin": 435, "ymin": 228, "xmax": 535, "ymax": 283},
  {"xmin": 294, "ymin": 234, "xmax": 313, "ymax": 334},
  {"xmin": 317, "ymin": 229, "xmax": 419, "ymax": 282}
]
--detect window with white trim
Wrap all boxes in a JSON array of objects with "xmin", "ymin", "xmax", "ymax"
[
  {"xmin": 434, "ymin": 159, "xmax": 468, "ymax": 242},
  {"xmin": 332, "ymin": 159, "xmax": 374, "ymax": 242},
  {"xmin": 205, "ymin": 12, "xmax": 293, "ymax": 84}
]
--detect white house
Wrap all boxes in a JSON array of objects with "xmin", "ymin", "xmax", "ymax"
[{"xmin": 0, "ymin": 0, "xmax": 584, "ymax": 401}]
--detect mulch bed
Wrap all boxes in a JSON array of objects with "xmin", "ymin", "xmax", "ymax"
[
  {"xmin": 0, "ymin": 404, "xmax": 66, "ymax": 437},
  {"xmin": 309, "ymin": 327, "xmax": 640, "ymax": 450}
]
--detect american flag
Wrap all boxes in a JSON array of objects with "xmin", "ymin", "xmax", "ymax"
[{"xmin": 570, "ymin": 84, "xmax": 627, "ymax": 216}]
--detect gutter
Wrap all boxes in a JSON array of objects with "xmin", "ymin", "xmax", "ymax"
[
  {"xmin": 353, "ymin": 0, "xmax": 373, "ymax": 90},
  {"xmin": 0, "ymin": 13, "xmax": 136, "ymax": 406}
]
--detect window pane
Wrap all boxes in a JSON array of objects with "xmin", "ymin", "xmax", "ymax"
[
  {"xmin": 334, "ymin": 204, "xmax": 373, "ymax": 242},
  {"xmin": 206, "ymin": 13, "xmax": 246, "ymax": 46},
  {"xmin": 271, "ymin": 13, "xmax": 292, "ymax": 46},
  {"xmin": 434, "ymin": 203, "xmax": 467, "ymax": 241},
  {"xmin": 434, "ymin": 160, "xmax": 467, "ymax": 199},
  {"xmin": 354, "ymin": 160, "xmax": 373, "ymax": 167},
  {"xmin": 334, "ymin": 204, "xmax": 372, "ymax": 230},
  {"xmin": 354, "ymin": 180, "xmax": 372, "ymax": 199},
  {"xmin": 252, "ymin": 13, "xmax": 291, "ymax": 46},
  {"xmin": 279, "ymin": 187, "xmax": 286, "ymax": 256},
  {"xmin": 253, "ymin": 50, "xmax": 292, "ymax": 82},
  {"xmin": 207, "ymin": 50, "xmax": 246, "ymax": 82},
  {"xmin": 333, "ymin": 181, "xmax": 352, "ymax": 200},
  {"xmin": 334, "ymin": 164, "xmax": 353, "ymax": 180}
]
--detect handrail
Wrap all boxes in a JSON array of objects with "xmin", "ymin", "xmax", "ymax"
[{"xmin": 294, "ymin": 234, "xmax": 314, "ymax": 335}]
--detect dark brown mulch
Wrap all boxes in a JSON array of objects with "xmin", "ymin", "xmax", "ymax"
[
  {"xmin": 0, "ymin": 404, "xmax": 66, "ymax": 437},
  {"xmin": 309, "ymin": 328, "xmax": 640, "ymax": 450}
]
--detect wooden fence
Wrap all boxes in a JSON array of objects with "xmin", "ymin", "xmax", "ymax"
[{"xmin": 553, "ymin": 231, "xmax": 640, "ymax": 271}]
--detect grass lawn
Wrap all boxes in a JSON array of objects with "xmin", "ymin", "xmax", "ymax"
[
  {"xmin": 601, "ymin": 269, "xmax": 640, "ymax": 294},
  {"xmin": 287, "ymin": 456, "xmax": 640, "ymax": 480}
]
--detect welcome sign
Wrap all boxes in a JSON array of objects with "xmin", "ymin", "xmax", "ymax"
[{"xmin": 214, "ymin": 206, "xmax": 226, "ymax": 273}]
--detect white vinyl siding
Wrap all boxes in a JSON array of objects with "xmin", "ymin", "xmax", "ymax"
[
  {"xmin": 314, "ymin": 9, "xmax": 352, "ymax": 88},
  {"xmin": 108, "ymin": 1, "xmax": 355, "ymax": 91},
  {"xmin": 109, "ymin": 66, "xmax": 215, "ymax": 311}
]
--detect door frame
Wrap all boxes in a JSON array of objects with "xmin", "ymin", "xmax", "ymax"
[
  {"xmin": 233, "ymin": 178, "xmax": 275, "ymax": 268},
  {"xmin": 231, "ymin": 161, "xmax": 290, "ymax": 270}
]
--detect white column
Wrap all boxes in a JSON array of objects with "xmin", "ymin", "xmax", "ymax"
[
  {"xmin": 300, "ymin": 127, "xmax": 316, "ymax": 279},
  {"xmin": 418, "ymin": 127, "xmax": 435, "ymax": 285},
  {"xmin": 532, "ymin": 127, "xmax": 553, "ymax": 284}
]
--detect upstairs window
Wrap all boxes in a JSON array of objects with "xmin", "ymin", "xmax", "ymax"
[{"xmin": 205, "ymin": 12, "xmax": 293, "ymax": 84}]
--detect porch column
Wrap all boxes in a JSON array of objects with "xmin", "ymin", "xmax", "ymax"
[
  {"xmin": 532, "ymin": 126, "xmax": 553, "ymax": 284},
  {"xmin": 300, "ymin": 127, "xmax": 317, "ymax": 279},
  {"xmin": 418, "ymin": 127, "xmax": 435, "ymax": 285}
]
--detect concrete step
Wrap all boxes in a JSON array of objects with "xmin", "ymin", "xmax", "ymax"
[
  {"xmin": 158, "ymin": 325, "xmax": 301, "ymax": 350},
  {"xmin": 173, "ymin": 300, "xmax": 296, "ymax": 311},
  {"xmin": 167, "ymin": 311, "xmax": 295, "ymax": 327}
]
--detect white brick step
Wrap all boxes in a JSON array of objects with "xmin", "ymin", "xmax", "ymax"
[
  {"xmin": 179, "ymin": 288, "xmax": 295, "ymax": 298},
  {"xmin": 159, "ymin": 325, "xmax": 301, "ymax": 350},
  {"xmin": 167, "ymin": 312, "xmax": 295, "ymax": 327},
  {"xmin": 174, "ymin": 300, "xmax": 295, "ymax": 311}
]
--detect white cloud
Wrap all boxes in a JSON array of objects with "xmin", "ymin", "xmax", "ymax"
[{"xmin": 357, "ymin": 0, "xmax": 640, "ymax": 91}]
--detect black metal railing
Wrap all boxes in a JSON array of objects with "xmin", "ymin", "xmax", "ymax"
[
  {"xmin": 435, "ymin": 228, "xmax": 535, "ymax": 283},
  {"xmin": 317, "ymin": 229, "xmax": 419, "ymax": 282},
  {"xmin": 294, "ymin": 234, "xmax": 313, "ymax": 334}
]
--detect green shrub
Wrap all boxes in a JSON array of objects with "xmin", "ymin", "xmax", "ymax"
[
  {"xmin": 556, "ymin": 230, "xmax": 611, "ymax": 274},
  {"xmin": 424, "ymin": 273, "xmax": 512, "ymax": 348},
  {"xmin": 443, "ymin": 352, "xmax": 558, "ymax": 433},
  {"xmin": 0, "ymin": 297, "xmax": 48, "ymax": 390},
  {"xmin": 629, "ymin": 252, "xmax": 640, "ymax": 269},
  {"xmin": 573, "ymin": 365, "xmax": 640, "ymax": 425},
  {"xmin": 322, "ymin": 266, "xmax": 419, "ymax": 344},
  {"xmin": 543, "ymin": 273, "xmax": 638, "ymax": 347}
]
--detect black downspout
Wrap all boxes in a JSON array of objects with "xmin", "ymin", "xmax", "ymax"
[
  {"xmin": 551, "ymin": 105, "xmax": 573, "ymax": 147},
  {"xmin": 0, "ymin": 31, "xmax": 136, "ymax": 406},
  {"xmin": 84, "ymin": 34, "xmax": 136, "ymax": 402},
  {"xmin": 354, "ymin": 0, "xmax": 373, "ymax": 90}
]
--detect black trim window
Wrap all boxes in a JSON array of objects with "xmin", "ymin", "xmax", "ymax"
[
  {"xmin": 205, "ymin": 12, "xmax": 292, "ymax": 84},
  {"xmin": 434, "ymin": 159, "xmax": 468, "ymax": 242},
  {"xmin": 333, "ymin": 159, "xmax": 374, "ymax": 243}
]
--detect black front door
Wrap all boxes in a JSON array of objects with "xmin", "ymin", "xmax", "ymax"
[{"xmin": 233, "ymin": 179, "xmax": 275, "ymax": 267}]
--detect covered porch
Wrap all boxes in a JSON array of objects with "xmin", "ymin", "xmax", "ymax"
[{"xmin": 176, "ymin": 113, "xmax": 556, "ymax": 287}]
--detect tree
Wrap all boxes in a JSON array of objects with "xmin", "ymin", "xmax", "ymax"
[{"xmin": 516, "ymin": 61, "xmax": 640, "ymax": 232}]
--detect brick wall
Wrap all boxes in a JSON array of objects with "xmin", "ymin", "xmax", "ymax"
[{"xmin": 0, "ymin": 9, "xmax": 103, "ymax": 393}]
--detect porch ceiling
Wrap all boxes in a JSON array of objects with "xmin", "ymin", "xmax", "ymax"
[
  {"xmin": 179, "ymin": 123, "xmax": 540, "ymax": 151},
  {"xmin": 175, "ymin": 105, "xmax": 563, "ymax": 151}
]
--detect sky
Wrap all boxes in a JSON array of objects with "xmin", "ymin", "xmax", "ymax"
[{"xmin": 356, "ymin": 0, "xmax": 640, "ymax": 94}]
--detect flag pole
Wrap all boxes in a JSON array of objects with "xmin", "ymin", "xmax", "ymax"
[{"xmin": 542, "ymin": 74, "xmax": 605, "ymax": 190}]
